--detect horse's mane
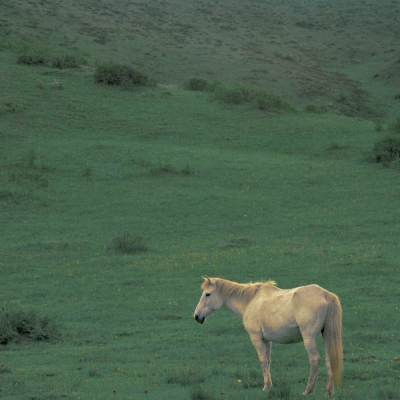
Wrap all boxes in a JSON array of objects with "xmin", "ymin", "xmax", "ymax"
[{"xmin": 203, "ymin": 278, "xmax": 277, "ymax": 303}]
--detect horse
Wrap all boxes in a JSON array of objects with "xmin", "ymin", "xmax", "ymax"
[{"xmin": 194, "ymin": 276, "xmax": 343, "ymax": 396}]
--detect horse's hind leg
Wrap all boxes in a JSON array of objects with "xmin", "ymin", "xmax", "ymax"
[
  {"xmin": 323, "ymin": 337, "xmax": 334, "ymax": 396},
  {"xmin": 302, "ymin": 337, "xmax": 321, "ymax": 396},
  {"xmin": 249, "ymin": 334, "xmax": 272, "ymax": 390}
]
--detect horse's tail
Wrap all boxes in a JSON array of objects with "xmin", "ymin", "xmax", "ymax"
[{"xmin": 323, "ymin": 292, "xmax": 343, "ymax": 389}]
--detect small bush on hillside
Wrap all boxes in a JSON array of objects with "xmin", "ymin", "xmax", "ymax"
[
  {"xmin": 51, "ymin": 55, "xmax": 81, "ymax": 69},
  {"xmin": 389, "ymin": 117, "xmax": 400, "ymax": 133},
  {"xmin": 210, "ymin": 82, "xmax": 294, "ymax": 111},
  {"xmin": 94, "ymin": 64, "xmax": 148, "ymax": 86},
  {"xmin": 108, "ymin": 232, "xmax": 149, "ymax": 254},
  {"xmin": 214, "ymin": 84, "xmax": 247, "ymax": 105},
  {"xmin": 374, "ymin": 120, "xmax": 384, "ymax": 132},
  {"xmin": 0, "ymin": 306, "xmax": 61, "ymax": 344},
  {"xmin": 305, "ymin": 103, "xmax": 328, "ymax": 114},
  {"xmin": 185, "ymin": 77, "xmax": 209, "ymax": 92},
  {"xmin": 17, "ymin": 54, "xmax": 83, "ymax": 69},
  {"xmin": 372, "ymin": 135, "xmax": 400, "ymax": 163},
  {"xmin": 17, "ymin": 54, "xmax": 47, "ymax": 66},
  {"xmin": 254, "ymin": 90, "xmax": 294, "ymax": 112},
  {"xmin": 205, "ymin": 80, "xmax": 224, "ymax": 93}
]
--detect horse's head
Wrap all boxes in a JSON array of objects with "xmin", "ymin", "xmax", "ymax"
[{"xmin": 194, "ymin": 276, "xmax": 224, "ymax": 324}]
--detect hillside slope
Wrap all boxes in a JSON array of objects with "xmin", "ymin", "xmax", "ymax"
[{"xmin": 1, "ymin": 0, "xmax": 399, "ymax": 118}]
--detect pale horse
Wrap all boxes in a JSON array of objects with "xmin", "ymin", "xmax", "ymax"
[{"xmin": 194, "ymin": 276, "xmax": 343, "ymax": 396}]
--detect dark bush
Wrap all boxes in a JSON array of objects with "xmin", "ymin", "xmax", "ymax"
[
  {"xmin": 373, "ymin": 135, "xmax": 400, "ymax": 163},
  {"xmin": 204, "ymin": 80, "xmax": 223, "ymax": 93},
  {"xmin": 0, "ymin": 306, "xmax": 61, "ymax": 344},
  {"xmin": 214, "ymin": 84, "xmax": 246, "ymax": 105},
  {"xmin": 305, "ymin": 103, "xmax": 328, "ymax": 114},
  {"xmin": 17, "ymin": 54, "xmax": 83, "ymax": 69},
  {"xmin": 51, "ymin": 55, "xmax": 81, "ymax": 69},
  {"xmin": 184, "ymin": 77, "xmax": 209, "ymax": 92},
  {"xmin": 94, "ymin": 64, "xmax": 148, "ymax": 86},
  {"xmin": 389, "ymin": 117, "xmax": 400, "ymax": 133},
  {"xmin": 17, "ymin": 54, "xmax": 47, "ymax": 66}
]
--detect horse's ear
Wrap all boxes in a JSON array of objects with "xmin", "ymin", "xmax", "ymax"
[{"xmin": 202, "ymin": 276, "xmax": 215, "ymax": 286}]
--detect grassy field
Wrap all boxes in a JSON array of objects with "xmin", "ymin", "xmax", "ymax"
[{"xmin": 1, "ymin": 1, "xmax": 400, "ymax": 399}]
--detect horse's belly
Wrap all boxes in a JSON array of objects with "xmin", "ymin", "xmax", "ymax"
[{"xmin": 262, "ymin": 326, "xmax": 302, "ymax": 344}]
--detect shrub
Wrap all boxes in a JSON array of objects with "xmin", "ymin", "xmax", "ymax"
[
  {"xmin": 203, "ymin": 80, "xmax": 293, "ymax": 111},
  {"xmin": 372, "ymin": 135, "xmax": 400, "ymax": 163},
  {"xmin": 374, "ymin": 120, "xmax": 384, "ymax": 132},
  {"xmin": 17, "ymin": 54, "xmax": 47, "ymax": 66},
  {"xmin": 185, "ymin": 77, "xmax": 209, "ymax": 91},
  {"xmin": 389, "ymin": 117, "xmax": 400, "ymax": 133},
  {"xmin": 254, "ymin": 90, "xmax": 294, "ymax": 112},
  {"xmin": 108, "ymin": 232, "xmax": 149, "ymax": 254},
  {"xmin": 51, "ymin": 55, "xmax": 81, "ymax": 69},
  {"xmin": 305, "ymin": 103, "xmax": 328, "ymax": 114},
  {"xmin": 214, "ymin": 84, "xmax": 246, "ymax": 105},
  {"xmin": 0, "ymin": 306, "xmax": 61, "ymax": 344},
  {"xmin": 94, "ymin": 64, "xmax": 148, "ymax": 86},
  {"xmin": 204, "ymin": 80, "xmax": 223, "ymax": 93},
  {"xmin": 17, "ymin": 54, "xmax": 83, "ymax": 69}
]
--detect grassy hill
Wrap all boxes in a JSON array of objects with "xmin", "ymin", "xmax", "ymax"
[
  {"xmin": 1, "ymin": 0, "xmax": 400, "ymax": 119},
  {"xmin": 1, "ymin": 1, "xmax": 399, "ymax": 399}
]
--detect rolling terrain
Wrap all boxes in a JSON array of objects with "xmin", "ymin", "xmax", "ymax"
[
  {"xmin": 1, "ymin": 0, "xmax": 399, "ymax": 118},
  {"xmin": 0, "ymin": 1, "xmax": 399, "ymax": 399}
]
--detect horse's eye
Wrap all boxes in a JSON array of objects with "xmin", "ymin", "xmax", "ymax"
[{"xmin": 205, "ymin": 293, "xmax": 211, "ymax": 297}]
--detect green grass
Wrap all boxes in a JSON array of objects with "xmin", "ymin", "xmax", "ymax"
[
  {"xmin": 0, "ymin": 1, "xmax": 399, "ymax": 399},
  {"xmin": 1, "ymin": 0, "xmax": 399, "ymax": 118}
]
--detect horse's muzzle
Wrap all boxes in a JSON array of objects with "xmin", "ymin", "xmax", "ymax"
[{"xmin": 194, "ymin": 314, "xmax": 205, "ymax": 324}]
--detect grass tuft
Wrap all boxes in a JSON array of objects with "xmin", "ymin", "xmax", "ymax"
[
  {"xmin": 166, "ymin": 366, "xmax": 205, "ymax": 386},
  {"xmin": 190, "ymin": 386, "xmax": 216, "ymax": 400},
  {"xmin": 107, "ymin": 232, "xmax": 149, "ymax": 254}
]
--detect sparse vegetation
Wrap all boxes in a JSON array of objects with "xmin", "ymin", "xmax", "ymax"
[
  {"xmin": 389, "ymin": 117, "xmax": 400, "ymax": 133},
  {"xmin": 166, "ymin": 367, "xmax": 205, "ymax": 386},
  {"xmin": 17, "ymin": 54, "xmax": 47, "ymax": 66},
  {"xmin": 0, "ymin": 306, "xmax": 61, "ymax": 344},
  {"xmin": 185, "ymin": 77, "xmax": 209, "ymax": 92},
  {"xmin": 1, "ymin": 0, "xmax": 399, "ymax": 399},
  {"xmin": 305, "ymin": 103, "xmax": 329, "ymax": 114},
  {"xmin": 94, "ymin": 63, "xmax": 148, "ymax": 86},
  {"xmin": 372, "ymin": 134, "xmax": 400, "ymax": 164},
  {"xmin": 107, "ymin": 232, "xmax": 149, "ymax": 254},
  {"xmin": 17, "ymin": 54, "xmax": 83, "ymax": 69}
]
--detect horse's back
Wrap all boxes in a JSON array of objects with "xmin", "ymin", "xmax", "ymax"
[{"xmin": 244, "ymin": 284, "xmax": 329, "ymax": 343}]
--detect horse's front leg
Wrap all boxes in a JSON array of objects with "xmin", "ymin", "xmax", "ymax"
[{"xmin": 249, "ymin": 334, "xmax": 272, "ymax": 390}]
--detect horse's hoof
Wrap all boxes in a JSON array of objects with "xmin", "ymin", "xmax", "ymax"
[
  {"xmin": 324, "ymin": 390, "xmax": 334, "ymax": 397},
  {"xmin": 263, "ymin": 384, "xmax": 272, "ymax": 391}
]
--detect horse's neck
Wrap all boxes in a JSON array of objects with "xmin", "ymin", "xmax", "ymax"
[
  {"xmin": 220, "ymin": 281, "xmax": 253, "ymax": 319},
  {"xmin": 224, "ymin": 296, "xmax": 248, "ymax": 319}
]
